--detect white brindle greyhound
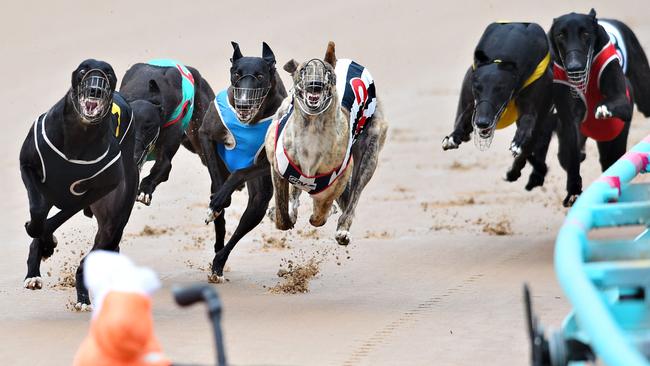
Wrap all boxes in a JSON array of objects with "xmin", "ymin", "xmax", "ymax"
[{"xmin": 266, "ymin": 42, "xmax": 388, "ymax": 245}]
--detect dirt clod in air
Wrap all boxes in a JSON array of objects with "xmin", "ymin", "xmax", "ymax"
[{"xmin": 270, "ymin": 256, "xmax": 321, "ymax": 294}]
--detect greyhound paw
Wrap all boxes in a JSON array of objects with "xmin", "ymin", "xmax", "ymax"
[
  {"xmin": 41, "ymin": 235, "xmax": 58, "ymax": 259},
  {"xmin": 24, "ymin": 277, "xmax": 43, "ymax": 290},
  {"xmin": 204, "ymin": 208, "xmax": 223, "ymax": 224},
  {"xmin": 563, "ymin": 194, "xmax": 580, "ymax": 207},
  {"xmin": 309, "ymin": 215, "xmax": 327, "ymax": 227},
  {"xmin": 73, "ymin": 303, "xmax": 92, "ymax": 312},
  {"xmin": 276, "ymin": 218, "xmax": 295, "ymax": 231},
  {"xmin": 136, "ymin": 192, "xmax": 152, "ymax": 206},
  {"xmin": 509, "ymin": 142, "xmax": 522, "ymax": 158},
  {"xmin": 442, "ymin": 135, "xmax": 460, "ymax": 150},
  {"xmin": 207, "ymin": 273, "xmax": 226, "ymax": 284},
  {"xmin": 209, "ymin": 193, "xmax": 231, "ymax": 215},
  {"xmin": 503, "ymin": 169, "xmax": 521, "ymax": 182},
  {"xmin": 335, "ymin": 230, "xmax": 351, "ymax": 246},
  {"xmin": 525, "ymin": 172, "xmax": 545, "ymax": 191},
  {"xmin": 595, "ymin": 104, "xmax": 613, "ymax": 119}
]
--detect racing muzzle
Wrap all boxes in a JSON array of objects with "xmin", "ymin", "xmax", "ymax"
[
  {"xmin": 294, "ymin": 59, "xmax": 335, "ymax": 115},
  {"xmin": 232, "ymin": 75, "xmax": 270, "ymax": 123},
  {"xmin": 73, "ymin": 69, "xmax": 113, "ymax": 123},
  {"xmin": 471, "ymin": 95, "xmax": 511, "ymax": 151},
  {"xmin": 562, "ymin": 48, "xmax": 593, "ymax": 98}
]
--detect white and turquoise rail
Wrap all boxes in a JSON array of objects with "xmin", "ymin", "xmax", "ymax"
[{"xmin": 555, "ymin": 136, "xmax": 650, "ymax": 366}]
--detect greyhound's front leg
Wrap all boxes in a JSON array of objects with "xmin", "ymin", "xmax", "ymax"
[
  {"xmin": 442, "ymin": 103, "xmax": 474, "ymax": 150},
  {"xmin": 25, "ymin": 207, "xmax": 80, "ymax": 290},
  {"xmin": 556, "ymin": 114, "xmax": 583, "ymax": 207},
  {"xmin": 443, "ymin": 67, "xmax": 474, "ymax": 151},
  {"xmin": 510, "ymin": 113, "xmax": 536, "ymax": 158},
  {"xmin": 271, "ymin": 168, "xmax": 294, "ymax": 230},
  {"xmin": 595, "ymin": 65, "xmax": 633, "ymax": 122},
  {"xmin": 21, "ymin": 165, "xmax": 50, "ymax": 239},
  {"xmin": 137, "ymin": 135, "xmax": 182, "ymax": 206}
]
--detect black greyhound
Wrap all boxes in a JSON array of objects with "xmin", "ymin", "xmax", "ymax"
[
  {"xmin": 120, "ymin": 59, "xmax": 215, "ymax": 205},
  {"xmin": 19, "ymin": 59, "xmax": 138, "ymax": 308},
  {"xmin": 199, "ymin": 42, "xmax": 287, "ymax": 281},
  {"xmin": 442, "ymin": 22, "xmax": 554, "ymax": 190},
  {"xmin": 548, "ymin": 9, "xmax": 650, "ymax": 206}
]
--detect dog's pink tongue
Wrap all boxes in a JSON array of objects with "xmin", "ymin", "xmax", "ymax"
[{"xmin": 86, "ymin": 100, "xmax": 98, "ymax": 112}]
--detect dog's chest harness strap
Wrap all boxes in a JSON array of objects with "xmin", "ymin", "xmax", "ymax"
[
  {"xmin": 214, "ymin": 89, "xmax": 273, "ymax": 172},
  {"xmin": 33, "ymin": 96, "xmax": 132, "ymax": 209},
  {"xmin": 553, "ymin": 41, "xmax": 629, "ymax": 141},
  {"xmin": 147, "ymin": 59, "xmax": 196, "ymax": 132},
  {"xmin": 274, "ymin": 103, "xmax": 353, "ymax": 195}
]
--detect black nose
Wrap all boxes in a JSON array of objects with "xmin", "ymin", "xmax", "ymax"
[
  {"xmin": 564, "ymin": 51, "xmax": 586, "ymax": 73},
  {"xmin": 474, "ymin": 102, "xmax": 495, "ymax": 129},
  {"xmin": 475, "ymin": 116, "xmax": 493, "ymax": 129}
]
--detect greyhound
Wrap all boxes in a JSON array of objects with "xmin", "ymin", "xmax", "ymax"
[
  {"xmin": 263, "ymin": 41, "xmax": 389, "ymax": 246},
  {"xmin": 548, "ymin": 9, "xmax": 650, "ymax": 206},
  {"xmin": 442, "ymin": 22, "xmax": 554, "ymax": 191},
  {"xmin": 120, "ymin": 59, "xmax": 215, "ymax": 205},
  {"xmin": 19, "ymin": 59, "xmax": 138, "ymax": 309},
  {"xmin": 200, "ymin": 42, "xmax": 287, "ymax": 282}
]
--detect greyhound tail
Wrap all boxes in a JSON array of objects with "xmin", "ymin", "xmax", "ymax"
[{"xmin": 622, "ymin": 23, "xmax": 650, "ymax": 117}]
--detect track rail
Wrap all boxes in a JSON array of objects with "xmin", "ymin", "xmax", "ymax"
[{"xmin": 555, "ymin": 136, "xmax": 650, "ymax": 366}]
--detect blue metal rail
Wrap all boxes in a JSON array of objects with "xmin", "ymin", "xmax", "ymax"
[{"xmin": 555, "ymin": 136, "xmax": 650, "ymax": 365}]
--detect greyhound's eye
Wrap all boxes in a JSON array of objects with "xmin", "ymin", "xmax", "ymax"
[
  {"xmin": 79, "ymin": 69, "xmax": 86, "ymax": 75},
  {"xmin": 256, "ymin": 74, "xmax": 264, "ymax": 81},
  {"xmin": 234, "ymin": 72, "xmax": 241, "ymax": 79},
  {"xmin": 582, "ymin": 32, "xmax": 590, "ymax": 40}
]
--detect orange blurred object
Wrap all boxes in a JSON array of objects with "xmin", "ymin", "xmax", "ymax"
[{"xmin": 73, "ymin": 291, "xmax": 170, "ymax": 366}]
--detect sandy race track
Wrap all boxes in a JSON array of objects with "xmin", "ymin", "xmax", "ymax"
[{"xmin": 1, "ymin": 1, "xmax": 649, "ymax": 365}]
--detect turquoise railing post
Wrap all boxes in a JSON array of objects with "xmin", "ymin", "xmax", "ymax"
[{"xmin": 554, "ymin": 136, "xmax": 650, "ymax": 366}]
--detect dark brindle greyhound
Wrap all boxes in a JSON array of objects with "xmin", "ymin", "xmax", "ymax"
[
  {"xmin": 442, "ymin": 22, "xmax": 554, "ymax": 190},
  {"xmin": 120, "ymin": 59, "xmax": 215, "ymax": 205},
  {"xmin": 200, "ymin": 42, "xmax": 287, "ymax": 282},
  {"xmin": 19, "ymin": 59, "xmax": 137, "ymax": 309},
  {"xmin": 547, "ymin": 9, "xmax": 650, "ymax": 206}
]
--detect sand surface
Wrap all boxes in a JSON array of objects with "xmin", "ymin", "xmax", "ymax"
[{"xmin": 1, "ymin": 1, "xmax": 649, "ymax": 365}]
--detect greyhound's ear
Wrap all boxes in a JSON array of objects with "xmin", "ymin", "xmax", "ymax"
[
  {"xmin": 324, "ymin": 41, "xmax": 337, "ymax": 67},
  {"xmin": 105, "ymin": 64, "xmax": 118, "ymax": 91},
  {"xmin": 283, "ymin": 59, "xmax": 299, "ymax": 75},
  {"xmin": 262, "ymin": 42, "xmax": 276, "ymax": 68},
  {"xmin": 588, "ymin": 8, "xmax": 597, "ymax": 19},
  {"xmin": 148, "ymin": 79, "xmax": 160, "ymax": 95},
  {"xmin": 230, "ymin": 41, "xmax": 243, "ymax": 63},
  {"xmin": 474, "ymin": 49, "xmax": 489, "ymax": 65},
  {"xmin": 148, "ymin": 80, "xmax": 164, "ymax": 109}
]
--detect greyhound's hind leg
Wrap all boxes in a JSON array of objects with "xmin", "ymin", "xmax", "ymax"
[
  {"xmin": 211, "ymin": 177, "xmax": 273, "ymax": 282},
  {"xmin": 289, "ymin": 185, "xmax": 302, "ymax": 224},
  {"xmin": 336, "ymin": 120, "xmax": 387, "ymax": 246}
]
